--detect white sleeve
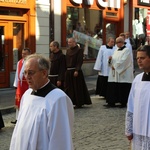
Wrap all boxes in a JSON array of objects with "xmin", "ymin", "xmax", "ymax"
[
  {"xmin": 94, "ymin": 46, "xmax": 105, "ymax": 71},
  {"xmin": 48, "ymin": 95, "xmax": 74, "ymax": 150},
  {"xmin": 13, "ymin": 61, "xmax": 19, "ymax": 87}
]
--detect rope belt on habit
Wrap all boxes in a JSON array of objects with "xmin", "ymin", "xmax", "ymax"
[
  {"xmin": 67, "ymin": 68, "xmax": 76, "ymax": 70},
  {"xmin": 48, "ymin": 75, "xmax": 58, "ymax": 77}
]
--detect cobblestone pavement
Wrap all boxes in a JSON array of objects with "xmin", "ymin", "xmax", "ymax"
[{"xmin": 0, "ymin": 96, "xmax": 129, "ymax": 150}]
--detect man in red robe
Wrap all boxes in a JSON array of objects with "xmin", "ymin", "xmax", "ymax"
[{"xmin": 11, "ymin": 48, "xmax": 31, "ymax": 124}]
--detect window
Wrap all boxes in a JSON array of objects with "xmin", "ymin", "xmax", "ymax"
[
  {"xmin": 0, "ymin": 9, "xmax": 23, "ymax": 16},
  {"xmin": 132, "ymin": 8, "xmax": 150, "ymax": 48},
  {"xmin": 66, "ymin": 7, "xmax": 103, "ymax": 60}
]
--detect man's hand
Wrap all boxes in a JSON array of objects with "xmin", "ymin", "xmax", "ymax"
[
  {"xmin": 74, "ymin": 71, "xmax": 78, "ymax": 77},
  {"xmin": 57, "ymin": 81, "xmax": 61, "ymax": 87},
  {"xmin": 127, "ymin": 134, "xmax": 133, "ymax": 141},
  {"xmin": 112, "ymin": 66, "xmax": 115, "ymax": 70}
]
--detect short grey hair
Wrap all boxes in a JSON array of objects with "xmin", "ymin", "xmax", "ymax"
[{"xmin": 25, "ymin": 53, "xmax": 49, "ymax": 71}]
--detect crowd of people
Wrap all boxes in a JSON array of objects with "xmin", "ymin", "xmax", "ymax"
[
  {"xmin": 1, "ymin": 31, "xmax": 150, "ymax": 149},
  {"xmin": 1, "ymin": 37, "xmax": 92, "ymax": 149},
  {"xmin": 94, "ymin": 32, "xmax": 135, "ymax": 108}
]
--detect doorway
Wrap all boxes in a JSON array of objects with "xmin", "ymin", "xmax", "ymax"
[
  {"xmin": 0, "ymin": 22, "xmax": 25, "ymax": 88},
  {"xmin": 0, "ymin": 22, "xmax": 9, "ymax": 88}
]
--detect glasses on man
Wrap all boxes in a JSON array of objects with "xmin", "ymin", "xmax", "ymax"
[{"xmin": 23, "ymin": 70, "xmax": 42, "ymax": 77}]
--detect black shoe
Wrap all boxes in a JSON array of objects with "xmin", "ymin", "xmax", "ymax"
[
  {"xmin": 118, "ymin": 105, "xmax": 126, "ymax": 108},
  {"xmin": 103, "ymin": 104, "xmax": 116, "ymax": 108},
  {"xmin": 74, "ymin": 105, "xmax": 83, "ymax": 109},
  {"xmin": 11, "ymin": 120, "xmax": 17, "ymax": 124}
]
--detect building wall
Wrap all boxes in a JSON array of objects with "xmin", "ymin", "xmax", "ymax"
[
  {"xmin": 124, "ymin": 1, "xmax": 129, "ymax": 32},
  {"xmin": 36, "ymin": 0, "xmax": 50, "ymax": 57},
  {"xmin": 54, "ymin": 0, "xmax": 61, "ymax": 44}
]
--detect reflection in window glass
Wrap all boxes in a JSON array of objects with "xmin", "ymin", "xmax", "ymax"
[
  {"xmin": 13, "ymin": 23, "xmax": 24, "ymax": 70},
  {"xmin": 132, "ymin": 8, "xmax": 150, "ymax": 48},
  {"xmin": 106, "ymin": 23, "xmax": 116, "ymax": 40},
  {"xmin": 66, "ymin": 7, "xmax": 103, "ymax": 59},
  {"xmin": 0, "ymin": 27, "xmax": 5, "ymax": 71}
]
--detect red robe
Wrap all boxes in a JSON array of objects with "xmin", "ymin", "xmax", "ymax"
[{"xmin": 15, "ymin": 59, "xmax": 28, "ymax": 108}]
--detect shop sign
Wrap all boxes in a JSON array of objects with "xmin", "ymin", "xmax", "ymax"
[
  {"xmin": 138, "ymin": 0, "xmax": 150, "ymax": 6},
  {"xmin": 72, "ymin": 0, "xmax": 121, "ymax": 9},
  {"xmin": 0, "ymin": 0, "xmax": 26, "ymax": 4}
]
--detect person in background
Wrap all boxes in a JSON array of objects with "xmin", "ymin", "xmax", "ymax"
[
  {"xmin": 94, "ymin": 37, "xmax": 115, "ymax": 98},
  {"xmin": 104, "ymin": 37, "xmax": 134, "ymax": 108},
  {"xmin": 125, "ymin": 31, "xmax": 136, "ymax": 50},
  {"xmin": 11, "ymin": 48, "xmax": 31, "ymax": 124},
  {"xmin": 125, "ymin": 45, "xmax": 150, "ymax": 150},
  {"xmin": 119, "ymin": 33, "xmax": 133, "ymax": 56},
  {"xmin": 10, "ymin": 54, "xmax": 74, "ymax": 150},
  {"xmin": 49, "ymin": 41, "xmax": 66, "ymax": 90},
  {"xmin": 119, "ymin": 33, "xmax": 134, "ymax": 71},
  {"xmin": 65, "ymin": 37, "xmax": 92, "ymax": 108},
  {"xmin": 0, "ymin": 111, "xmax": 4, "ymax": 130}
]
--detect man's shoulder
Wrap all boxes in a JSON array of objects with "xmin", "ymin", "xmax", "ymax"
[
  {"xmin": 134, "ymin": 72, "xmax": 144, "ymax": 80},
  {"xmin": 99, "ymin": 45, "xmax": 106, "ymax": 51},
  {"xmin": 100, "ymin": 45, "xmax": 106, "ymax": 48},
  {"xmin": 18, "ymin": 58, "xmax": 23, "ymax": 62},
  {"xmin": 46, "ymin": 88, "xmax": 72, "ymax": 106},
  {"xmin": 16, "ymin": 58, "xmax": 23, "ymax": 64},
  {"xmin": 47, "ymin": 88, "xmax": 67, "ymax": 99}
]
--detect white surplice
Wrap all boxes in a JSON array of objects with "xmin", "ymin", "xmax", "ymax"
[
  {"xmin": 10, "ymin": 88, "xmax": 74, "ymax": 150},
  {"xmin": 94, "ymin": 45, "xmax": 115, "ymax": 76},
  {"xmin": 125, "ymin": 73, "xmax": 150, "ymax": 150},
  {"xmin": 108, "ymin": 47, "xmax": 134, "ymax": 83},
  {"xmin": 13, "ymin": 59, "xmax": 25, "ymax": 87}
]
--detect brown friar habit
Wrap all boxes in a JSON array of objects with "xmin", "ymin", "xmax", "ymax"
[
  {"xmin": 49, "ymin": 50, "xmax": 66, "ymax": 90},
  {"xmin": 65, "ymin": 45, "xmax": 92, "ymax": 107},
  {"xmin": 0, "ymin": 111, "xmax": 4, "ymax": 129}
]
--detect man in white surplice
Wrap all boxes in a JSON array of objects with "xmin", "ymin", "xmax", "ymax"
[
  {"xmin": 9, "ymin": 54, "xmax": 74, "ymax": 150},
  {"xmin": 125, "ymin": 45, "xmax": 150, "ymax": 150},
  {"xmin": 94, "ymin": 37, "xmax": 115, "ymax": 98},
  {"xmin": 104, "ymin": 36, "xmax": 134, "ymax": 108}
]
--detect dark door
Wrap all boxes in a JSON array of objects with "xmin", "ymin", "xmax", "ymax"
[{"xmin": 0, "ymin": 22, "xmax": 9, "ymax": 88}]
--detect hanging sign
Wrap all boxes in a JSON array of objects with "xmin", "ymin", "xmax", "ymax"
[{"xmin": 72, "ymin": 0, "xmax": 121, "ymax": 9}]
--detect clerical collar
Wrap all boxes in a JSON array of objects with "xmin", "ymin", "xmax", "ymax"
[
  {"xmin": 142, "ymin": 72, "xmax": 150, "ymax": 81},
  {"xmin": 106, "ymin": 45, "xmax": 113, "ymax": 49},
  {"xmin": 31, "ymin": 80, "xmax": 56, "ymax": 97},
  {"xmin": 118, "ymin": 45, "xmax": 126, "ymax": 51}
]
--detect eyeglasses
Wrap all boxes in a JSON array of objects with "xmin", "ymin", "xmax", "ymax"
[{"xmin": 23, "ymin": 70, "xmax": 42, "ymax": 77}]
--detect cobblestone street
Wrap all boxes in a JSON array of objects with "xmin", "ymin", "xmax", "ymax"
[{"xmin": 0, "ymin": 96, "xmax": 129, "ymax": 150}]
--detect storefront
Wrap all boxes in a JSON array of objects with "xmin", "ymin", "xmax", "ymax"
[
  {"xmin": 129, "ymin": 0, "xmax": 150, "ymax": 48},
  {"xmin": 60, "ymin": 0, "xmax": 125, "ymax": 60},
  {"xmin": 0, "ymin": 1, "xmax": 36, "ymax": 88}
]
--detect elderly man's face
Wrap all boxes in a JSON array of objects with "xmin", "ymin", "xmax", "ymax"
[
  {"xmin": 116, "ymin": 39, "xmax": 124, "ymax": 48},
  {"xmin": 24, "ymin": 58, "xmax": 48, "ymax": 90}
]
